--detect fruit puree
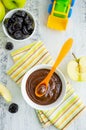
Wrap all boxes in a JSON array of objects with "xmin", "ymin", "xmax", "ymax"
[{"xmin": 26, "ymin": 69, "xmax": 62, "ymax": 105}]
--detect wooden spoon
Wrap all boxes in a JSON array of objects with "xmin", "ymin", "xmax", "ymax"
[{"xmin": 35, "ymin": 38, "xmax": 73, "ymax": 97}]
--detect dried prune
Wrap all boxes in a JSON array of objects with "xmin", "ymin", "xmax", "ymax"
[
  {"xmin": 13, "ymin": 30, "xmax": 23, "ymax": 39},
  {"xmin": 8, "ymin": 103, "xmax": 18, "ymax": 113},
  {"xmin": 8, "ymin": 24, "xmax": 14, "ymax": 35},
  {"xmin": 27, "ymin": 24, "xmax": 34, "ymax": 31},
  {"xmin": 28, "ymin": 28, "xmax": 33, "ymax": 35},
  {"xmin": 22, "ymin": 25, "xmax": 29, "ymax": 35},
  {"xmin": 4, "ymin": 18, "xmax": 9, "ymax": 28},
  {"xmin": 5, "ymin": 42, "xmax": 14, "ymax": 50},
  {"xmin": 15, "ymin": 10, "xmax": 26, "ymax": 18},
  {"xmin": 12, "ymin": 22, "xmax": 22, "ymax": 31},
  {"xmin": 24, "ymin": 15, "xmax": 32, "ymax": 25}
]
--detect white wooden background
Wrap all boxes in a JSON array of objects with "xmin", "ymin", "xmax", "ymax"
[{"xmin": 0, "ymin": 0, "xmax": 86, "ymax": 130}]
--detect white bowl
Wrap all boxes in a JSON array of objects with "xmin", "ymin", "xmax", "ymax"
[
  {"xmin": 21, "ymin": 64, "xmax": 66, "ymax": 110},
  {"xmin": 2, "ymin": 8, "xmax": 36, "ymax": 42}
]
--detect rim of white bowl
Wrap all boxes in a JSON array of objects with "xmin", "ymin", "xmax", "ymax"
[
  {"xmin": 21, "ymin": 64, "xmax": 66, "ymax": 110},
  {"xmin": 2, "ymin": 8, "xmax": 36, "ymax": 42}
]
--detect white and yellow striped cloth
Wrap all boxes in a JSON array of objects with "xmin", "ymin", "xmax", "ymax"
[{"xmin": 7, "ymin": 41, "xmax": 86, "ymax": 130}]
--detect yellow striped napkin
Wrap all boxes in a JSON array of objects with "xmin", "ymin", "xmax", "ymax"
[
  {"xmin": 7, "ymin": 41, "xmax": 53, "ymax": 85},
  {"xmin": 7, "ymin": 41, "xmax": 86, "ymax": 130}
]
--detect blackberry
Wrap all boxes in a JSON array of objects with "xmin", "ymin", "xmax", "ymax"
[
  {"xmin": 5, "ymin": 42, "xmax": 14, "ymax": 50},
  {"xmin": 8, "ymin": 103, "xmax": 18, "ymax": 113}
]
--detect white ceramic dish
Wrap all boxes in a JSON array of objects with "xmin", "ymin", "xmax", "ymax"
[
  {"xmin": 2, "ymin": 8, "xmax": 36, "ymax": 42},
  {"xmin": 21, "ymin": 64, "xmax": 66, "ymax": 110}
]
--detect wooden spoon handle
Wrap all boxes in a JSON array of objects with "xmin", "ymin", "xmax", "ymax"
[{"xmin": 45, "ymin": 38, "xmax": 73, "ymax": 84}]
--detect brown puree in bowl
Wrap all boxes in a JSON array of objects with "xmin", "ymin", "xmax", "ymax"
[{"xmin": 26, "ymin": 69, "xmax": 62, "ymax": 105}]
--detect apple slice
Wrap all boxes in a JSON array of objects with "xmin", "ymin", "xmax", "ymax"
[
  {"xmin": 81, "ymin": 73, "xmax": 86, "ymax": 81},
  {"xmin": 79, "ymin": 57, "xmax": 86, "ymax": 81},
  {"xmin": 79, "ymin": 57, "xmax": 86, "ymax": 72},
  {"xmin": 0, "ymin": 83, "xmax": 12, "ymax": 102},
  {"xmin": 67, "ymin": 54, "xmax": 86, "ymax": 82},
  {"xmin": 67, "ymin": 60, "xmax": 80, "ymax": 81}
]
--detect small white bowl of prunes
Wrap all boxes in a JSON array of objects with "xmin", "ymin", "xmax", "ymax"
[{"xmin": 2, "ymin": 9, "xmax": 36, "ymax": 42}]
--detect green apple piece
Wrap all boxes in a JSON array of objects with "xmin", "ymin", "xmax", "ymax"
[
  {"xmin": 0, "ymin": 1, "xmax": 5, "ymax": 22},
  {"xmin": 67, "ymin": 54, "xmax": 86, "ymax": 81},
  {"xmin": 0, "ymin": 83, "xmax": 12, "ymax": 102},
  {"xmin": 2, "ymin": 0, "xmax": 26, "ymax": 10}
]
